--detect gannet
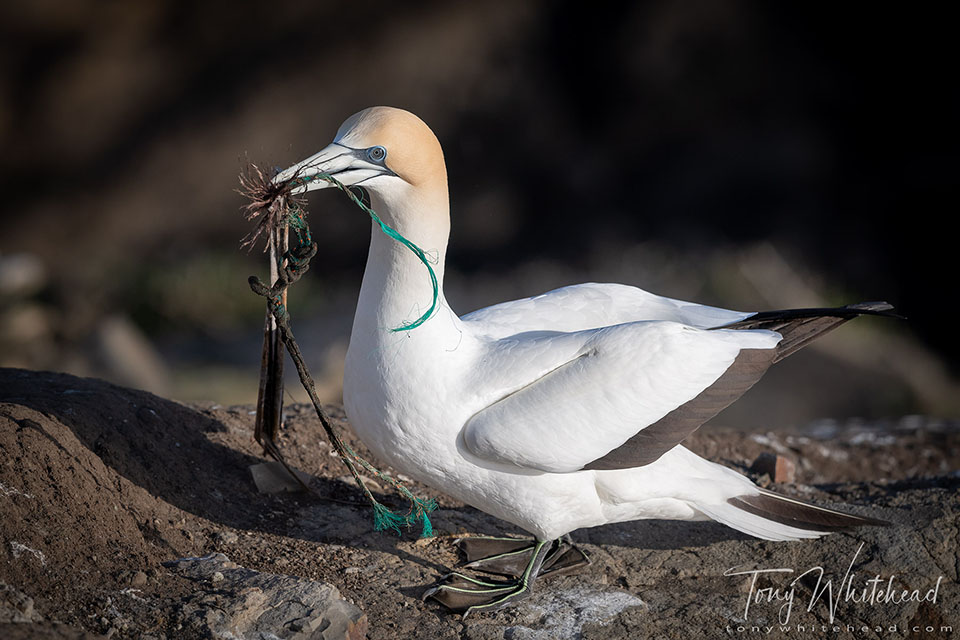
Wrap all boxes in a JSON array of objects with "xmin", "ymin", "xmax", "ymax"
[{"xmin": 272, "ymin": 106, "xmax": 892, "ymax": 615}]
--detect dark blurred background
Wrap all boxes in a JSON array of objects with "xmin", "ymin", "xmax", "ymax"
[{"xmin": 1, "ymin": 1, "xmax": 957, "ymax": 428}]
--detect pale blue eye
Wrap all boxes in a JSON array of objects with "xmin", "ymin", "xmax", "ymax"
[{"xmin": 367, "ymin": 146, "xmax": 387, "ymax": 163}]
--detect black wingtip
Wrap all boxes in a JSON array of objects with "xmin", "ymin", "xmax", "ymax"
[
  {"xmin": 730, "ymin": 301, "xmax": 906, "ymax": 325},
  {"xmin": 729, "ymin": 489, "xmax": 890, "ymax": 532},
  {"xmin": 844, "ymin": 301, "xmax": 906, "ymax": 320}
]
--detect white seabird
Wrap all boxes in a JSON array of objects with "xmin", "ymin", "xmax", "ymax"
[{"xmin": 272, "ymin": 106, "xmax": 891, "ymax": 614}]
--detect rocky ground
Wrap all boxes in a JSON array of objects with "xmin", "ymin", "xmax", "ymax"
[{"xmin": 1, "ymin": 368, "xmax": 958, "ymax": 639}]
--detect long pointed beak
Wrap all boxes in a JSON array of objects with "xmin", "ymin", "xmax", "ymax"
[{"xmin": 271, "ymin": 143, "xmax": 391, "ymax": 194}]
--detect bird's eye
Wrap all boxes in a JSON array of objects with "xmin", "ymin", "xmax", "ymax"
[{"xmin": 367, "ymin": 146, "xmax": 387, "ymax": 162}]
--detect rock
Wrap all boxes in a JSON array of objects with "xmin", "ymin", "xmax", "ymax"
[
  {"xmin": 1, "ymin": 583, "xmax": 38, "ymax": 623},
  {"xmin": 2, "ymin": 583, "xmax": 99, "ymax": 637},
  {"xmin": 506, "ymin": 586, "xmax": 646, "ymax": 639},
  {"xmin": 0, "ymin": 622, "xmax": 106, "ymax": 639},
  {"xmin": 129, "ymin": 571, "xmax": 148, "ymax": 588},
  {"xmin": 164, "ymin": 553, "xmax": 367, "ymax": 639},
  {"xmin": 337, "ymin": 474, "xmax": 382, "ymax": 493},
  {"xmin": 213, "ymin": 530, "xmax": 239, "ymax": 545},
  {"xmin": 749, "ymin": 452, "xmax": 796, "ymax": 483}
]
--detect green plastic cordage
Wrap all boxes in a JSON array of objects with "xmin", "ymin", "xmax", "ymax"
[{"xmin": 299, "ymin": 173, "xmax": 439, "ymax": 331}]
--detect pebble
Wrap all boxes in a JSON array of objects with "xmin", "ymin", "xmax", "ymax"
[
  {"xmin": 750, "ymin": 452, "xmax": 796, "ymax": 483},
  {"xmin": 215, "ymin": 530, "xmax": 239, "ymax": 545},
  {"xmin": 337, "ymin": 474, "xmax": 382, "ymax": 493}
]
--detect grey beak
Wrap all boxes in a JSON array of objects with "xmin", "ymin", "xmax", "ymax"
[{"xmin": 271, "ymin": 143, "xmax": 392, "ymax": 194}]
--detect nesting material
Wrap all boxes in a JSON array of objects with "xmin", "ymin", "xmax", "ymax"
[
  {"xmin": 238, "ymin": 160, "xmax": 437, "ymax": 538},
  {"xmin": 237, "ymin": 162, "xmax": 304, "ymax": 252}
]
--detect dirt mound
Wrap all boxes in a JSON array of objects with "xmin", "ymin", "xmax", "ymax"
[
  {"xmin": 0, "ymin": 368, "xmax": 367, "ymax": 638},
  {"xmin": 1, "ymin": 370, "xmax": 257, "ymax": 590},
  {"xmin": 1, "ymin": 368, "xmax": 957, "ymax": 639}
]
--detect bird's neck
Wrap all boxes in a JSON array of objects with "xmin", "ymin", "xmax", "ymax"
[{"xmin": 353, "ymin": 185, "xmax": 457, "ymax": 339}]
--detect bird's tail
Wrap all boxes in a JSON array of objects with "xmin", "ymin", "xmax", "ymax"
[
  {"xmin": 716, "ymin": 301, "xmax": 901, "ymax": 362},
  {"xmin": 695, "ymin": 487, "xmax": 889, "ymax": 541}
]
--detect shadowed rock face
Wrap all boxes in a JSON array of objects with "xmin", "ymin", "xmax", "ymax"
[
  {"xmin": 163, "ymin": 553, "xmax": 367, "ymax": 640},
  {"xmin": 1, "ymin": 368, "xmax": 957, "ymax": 639}
]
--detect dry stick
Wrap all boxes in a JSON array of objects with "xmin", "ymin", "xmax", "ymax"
[
  {"xmin": 254, "ymin": 224, "xmax": 286, "ymax": 448},
  {"xmin": 248, "ymin": 223, "xmax": 435, "ymax": 536}
]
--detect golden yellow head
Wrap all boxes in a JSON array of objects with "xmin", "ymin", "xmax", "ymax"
[
  {"xmin": 333, "ymin": 107, "xmax": 446, "ymax": 190},
  {"xmin": 274, "ymin": 106, "xmax": 447, "ymax": 198},
  {"xmin": 272, "ymin": 106, "xmax": 451, "ymax": 242}
]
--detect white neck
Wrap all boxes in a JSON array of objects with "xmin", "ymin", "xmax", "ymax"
[{"xmin": 350, "ymin": 183, "xmax": 459, "ymax": 341}]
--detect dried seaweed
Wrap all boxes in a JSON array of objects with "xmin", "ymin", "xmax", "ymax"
[{"xmin": 237, "ymin": 162, "xmax": 305, "ymax": 252}]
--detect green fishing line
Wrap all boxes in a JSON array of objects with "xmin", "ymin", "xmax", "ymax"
[
  {"xmin": 298, "ymin": 173, "xmax": 439, "ymax": 331},
  {"xmin": 341, "ymin": 443, "xmax": 437, "ymax": 538}
]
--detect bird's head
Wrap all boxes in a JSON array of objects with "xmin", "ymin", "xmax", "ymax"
[{"xmin": 273, "ymin": 107, "xmax": 448, "ymax": 230}]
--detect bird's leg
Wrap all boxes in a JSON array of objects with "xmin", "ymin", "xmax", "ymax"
[{"xmin": 424, "ymin": 539, "xmax": 554, "ymax": 616}]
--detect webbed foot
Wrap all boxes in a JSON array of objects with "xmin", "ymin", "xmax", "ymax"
[
  {"xmin": 458, "ymin": 535, "xmax": 590, "ymax": 579},
  {"xmin": 424, "ymin": 538, "xmax": 590, "ymax": 616},
  {"xmin": 422, "ymin": 572, "xmax": 533, "ymax": 615}
]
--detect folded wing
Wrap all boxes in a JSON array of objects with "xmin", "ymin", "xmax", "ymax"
[{"xmin": 462, "ymin": 322, "xmax": 781, "ymax": 473}]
